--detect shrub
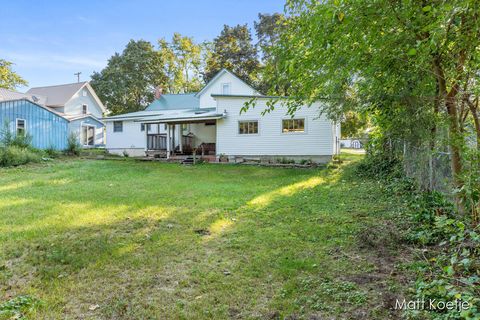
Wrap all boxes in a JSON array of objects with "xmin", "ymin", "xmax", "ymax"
[
  {"xmin": 0, "ymin": 146, "xmax": 41, "ymax": 167},
  {"xmin": 65, "ymin": 133, "xmax": 81, "ymax": 156},
  {"xmin": 44, "ymin": 145, "xmax": 60, "ymax": 158},
  {"xmin": 0, "ymin": 121, "xmax": 33, "ymax": 148},
  {"xmin": 122, "ymin": 150, "xmax": 129, "ymax": 157}
]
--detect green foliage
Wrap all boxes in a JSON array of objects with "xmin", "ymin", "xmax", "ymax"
[
  {"xmin": 65, "ymin": 133, "xmax": 81, "ymax": 156},
  {"xmin": 0, "ymin": 121, "xmax": 32, "ymax": 148},
  {"xmin": 204, "ymin": 24, "xmax": 260, "ymax": 86},
  {"xmin": 341, "ymin": 111, "xmax": 369, "ymax": 139},
  {"xmin": 364, "ymin": 155, "xmax": 480, "ymax": 319},
  {"xmin": 44, "ymin": 146, "xmax": 60, "ymax": 158},
  {"xmin": 0, "ymin": 145, "xmax": 41, "ymax": 167},
  {"xmin": 158, "ymin": 33, "xmax": 204, "ymax": 93},
  {"xmin": 0, "ymin": 295, "xmax": 41, "ymax": 320},
  {"xmin": 254, "ymin": 13, "xmax": 290, "ymax": 95},
  {"xmin": 0, "ymin": 59, "xmax": 27, "ymax": 89},
  {"xmin": 90, "ymin": 40, "xmax": 168, "ymax": 115},
  {"xmin": 276, "ymin": 157, "xmax": 295, "ymax": 164}
]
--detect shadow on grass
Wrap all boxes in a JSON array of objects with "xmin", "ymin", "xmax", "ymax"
[{"xmin": 0, "ymin": 155, "xmax": 395, "ymax": 319}]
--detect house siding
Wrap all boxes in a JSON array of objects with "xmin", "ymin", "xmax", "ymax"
[
  {"xmin": 64, "ymin": 87, "xmax": 103, "ymax": 118},
  {"xmin": 0, "ymin": 100, "xmax": 68, "ymax": 150},
  {"xmin": 69, "ymin": 117, "xmax": 105, "ymax": 146},
  {"xmin": 106, "ymin": 120, "xmax": 147, "ymax": 156},
  {"xmin": 215, "ymin": 97, "xmax": 334, "ymax": 159},
  {"xmin": 198, "ymin": 72, "xmax": 258, "ymax": 108}
]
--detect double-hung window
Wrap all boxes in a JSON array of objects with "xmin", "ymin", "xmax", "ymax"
[
  {"xmin": 16, "ymin": 119, "xmax": 26, "ymax": 135},
  {"xmin": 113, "ymin": 121, "xmax": 123, "ymax": 132}
]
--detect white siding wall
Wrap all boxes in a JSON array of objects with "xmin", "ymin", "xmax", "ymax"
[
  {"xmin": 69, "ymin": 117, "xmax": 104, "ymax": 146},
  {"xmin": 64, "ymin": 88, "xmax": 103, "ymax": 118},
  {"xmin": 106, "ymin": 120, "xmax": 146, "ymax": 155},
  {"xmin": 216, "ymin": 98, "xmax": 334, "ymax": 157},
  {"xmin": 198, "ymin": 72, "xmax": 257, "ymax": 108},
  {"xmin": 189, "ymin": 123, "xmax": 216, "ymax": 146}
]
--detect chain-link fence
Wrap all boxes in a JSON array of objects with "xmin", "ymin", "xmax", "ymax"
[{"xmin": 403, "ymin": 143, "xmax": 452, "ymax": 193}]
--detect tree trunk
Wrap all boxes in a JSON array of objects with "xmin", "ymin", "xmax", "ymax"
[
  {"xmin": 433, "ymin": 56, "xmax": 465, "ymax": 214},
  {"xmin": 466, "ymin": 97, "xmax": 480, "ymax": 150}
]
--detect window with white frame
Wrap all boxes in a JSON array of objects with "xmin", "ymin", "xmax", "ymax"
[
  {"xmin": 222, "ymin": 83, "xmax": 231, "ymax": 94},
  {"xmin": 16, "ymin": 119, "xmax": 26, "ymax": 135},
  {"xmin": 238, "ymin": 121, "xmax": 258, "ymax": 134},
  {"xmin": 82, "ymin": 104, "xmax": 88, "ymax": 114},
  {"xmin": 113, "ymin": 121, "xmax": 123, "ymax": 132},
  {"xmin": 282, "ymin": 118, "xmax": 305, "ymax": 133}
]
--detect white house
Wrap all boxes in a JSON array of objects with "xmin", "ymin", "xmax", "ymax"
[
  {"xmin": 104, "ymin": 69, "xmax": 340, "ymax": 163},
  {"xmin": 26, "ymin": 82, "xmax": 106, "ymax": 147}
]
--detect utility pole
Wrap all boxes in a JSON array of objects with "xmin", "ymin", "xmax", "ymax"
[{"xmin": 74, "ymin": 72, "xmax": 82, "ymax": 83}]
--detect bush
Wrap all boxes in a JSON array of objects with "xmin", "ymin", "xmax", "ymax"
[
  {"xmin": 65, "ymin": 133, "xmax": 81, "ymax": 156},
  {"xmin": 0, "ymin": 122, "xmax": 33, "ymax": 149},
  {"xmin": 0, "ymin": 146, "xmax": 41, "ymax": 167},
  {"xmin": 44, "ymin": 145, "xmax": 60, "ymax": 158}
]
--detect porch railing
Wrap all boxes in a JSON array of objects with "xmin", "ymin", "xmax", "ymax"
[{"xmin": 147, "ymin": 134, "xmax": 167, "ymax": 150}]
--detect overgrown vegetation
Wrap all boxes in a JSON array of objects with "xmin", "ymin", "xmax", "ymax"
[
  {"xmin": 0, "ymin": 123, "xmax": 41, "ymax": 167},
  {"xmin": 358, "ymin": 152, "xmax": 480, "ymax": 319},
  {"xmin": 65, "ymin": 132, "xmax": 81, "ymax": 156}
]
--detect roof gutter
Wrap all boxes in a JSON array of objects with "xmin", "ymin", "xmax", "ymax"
[{"xmin": 135, "ymin": 114, "xmax": 225, "ymax": 124}]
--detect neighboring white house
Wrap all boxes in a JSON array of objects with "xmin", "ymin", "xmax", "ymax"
[
  {"xmin": 26, "ymin": 82, "xmax": 106, "ymax": 147},
  {"xmin": 104, "ymin": 69, "xmax": 340, "ymax": 163}
]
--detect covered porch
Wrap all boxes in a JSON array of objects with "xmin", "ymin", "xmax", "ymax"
[{"xmin": 138, "ymin": 110, "xmax": 224, "ymax": 160}]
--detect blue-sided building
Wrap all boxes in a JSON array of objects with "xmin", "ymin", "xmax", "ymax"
[
  {"xmin": 0, "ymin": 98, "xmax": 69, "ymax": 150},
  {"xmin": 0, "ymin": 83, "xmax": 106, "ymax": 150}
]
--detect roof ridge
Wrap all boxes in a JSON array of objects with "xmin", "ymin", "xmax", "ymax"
[
  {"xmin": 161, "ymin": 92, "xmax": 198, "ymax": 96},
  {"xmin": 28, "ymin": 82, "xmax": 87, "ymax": 90}
]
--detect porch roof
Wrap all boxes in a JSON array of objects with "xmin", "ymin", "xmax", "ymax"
[{"xmin": 132, "ymin": 107, "xmax": 225, "ymax": 124}]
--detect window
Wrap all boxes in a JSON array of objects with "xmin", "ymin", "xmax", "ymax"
[
  {"xmin": 82, "ymin": 104, "xmax": 88, "ymax": 114},
  {"xmin": 238, "ymin": 121, "xmax": 258, "ymax": 135},
  {"xmin": 282, "ymin": 118, "xmax": 305, "ymax": 133},
  {"xmin": 222, "ymin": 83, "xmax": 231, "ymax": 94},
  {"xmin": 141, "ymin": 123, "xmax": 145, "ymax": 131},
  {"xmin": 16, "ymin": 119, "xmax": 26, "ymax": 135},
  {"xmin": 113, "ymin": 121, "xmax": 123, "ymax": 132},
  {"xmin": 82, "ymin": 90, "xmax": 87, "ymax": 97},
  {"xmin": 182, "ymin": 124, "xmax": 188, "ymax": 132}
]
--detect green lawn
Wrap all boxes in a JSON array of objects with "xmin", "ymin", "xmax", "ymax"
[{"xmin": 0, "ymin": 152, "xmax": 407, "ymax": 319}]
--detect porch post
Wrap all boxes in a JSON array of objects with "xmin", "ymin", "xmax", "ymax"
[
  {"xmin": 178, "ymin": 124, "xmax": 183, "ymax": 153},
  {"xmin": 166, "ymin": 123, "xmax": 171, "ymax": 159},
  {"xmin": 170, "ymin": 124, "xmax": 176, "ymax": 154}
]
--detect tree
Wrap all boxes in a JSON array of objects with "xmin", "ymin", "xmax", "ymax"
[
  {"xmin": 0, "ymin": 59, "xmax": 27, "ymax": 89},
  {"xmin": 254, "ymin": 13, "xmax": 289, "ymax": 95},
  {"xmin": 341, "ymin": 111, "xmax": 369, "ymax": 139},
  {"xmin": 203, "ymin": 24, "xmax": 260, "ymax": 86},
  {"xmin": 270, "ymin": 0, "xmax": 480, "ymax": 213},
  {"xmin": 158, "ymin": 33, "xmax": 204, "ymax": 94},
  {"xmin": 90, "ymin": 40, "xmax": 167, "ymax": 115}
]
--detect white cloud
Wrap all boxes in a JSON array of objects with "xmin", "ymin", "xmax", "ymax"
[{"xmin": 1, "ymin": 51, "xmax": 107, "ymax": 70}]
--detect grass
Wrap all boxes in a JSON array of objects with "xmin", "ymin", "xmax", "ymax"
[{"xmin": 0, "ymin": 151, "xmax": 408, "ymax": 319}]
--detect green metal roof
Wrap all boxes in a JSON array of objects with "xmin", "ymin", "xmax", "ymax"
[{"xmin": 145, "ymin": 93, "xmax": 199, "ymax": 111}]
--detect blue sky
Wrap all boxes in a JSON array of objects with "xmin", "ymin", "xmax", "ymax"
[{"xmin": 0, "ymin": 0, "xmax": 285, "ymax": 90}]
